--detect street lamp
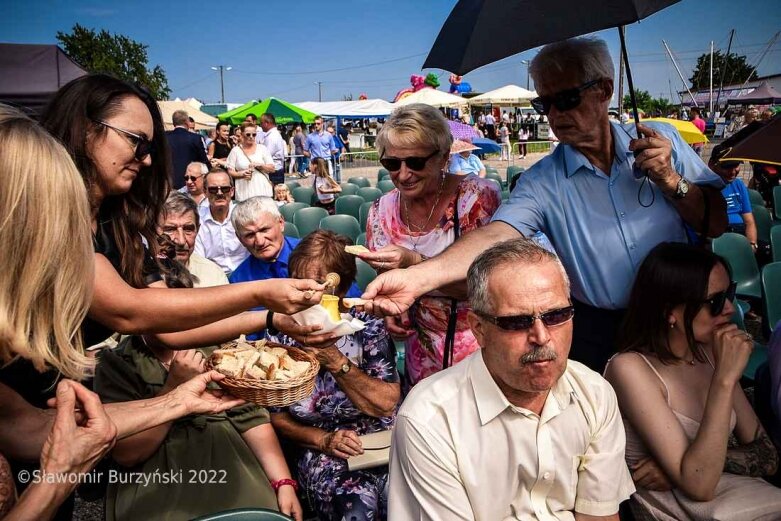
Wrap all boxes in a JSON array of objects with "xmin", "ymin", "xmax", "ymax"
[
  {"xmin": 520, "ymin": 60, "xmax": 531, "ymax": 91},
  {"xmin": 211, "ymin": 65, "xmax": 232, "ymax": 104},
  {"xmin": 314, "ymin": 81, "xmax": 323, "ymax": 102}
]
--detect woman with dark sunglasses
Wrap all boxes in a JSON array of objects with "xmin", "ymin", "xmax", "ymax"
[
  {"xmin": 359, "ymin": 103, "xmax": 502, "ymax": 386},
  {"xmin": 225, "ymin": 121, "xmax": 275, "ymax": 201},
  {"xmin": 604, "ymin": 242, "xmax": 781, "ymax": 520}
]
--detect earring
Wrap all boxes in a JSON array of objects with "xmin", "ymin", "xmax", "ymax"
[{"xmin": 670, "ymin": 323, "xmax": 675, "ymax": 329}]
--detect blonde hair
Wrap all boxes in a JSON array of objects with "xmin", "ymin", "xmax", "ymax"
[
  {"xmin": 0, "ymin": 104, "xmax": 95, "ymax": 380},
  {"xmin": 376, "ymin": 103, "xmax": 452, "ymax": 161},
  {"xmin": 274, "ymin": 184, "xmax": 294, "ymax": 203}
]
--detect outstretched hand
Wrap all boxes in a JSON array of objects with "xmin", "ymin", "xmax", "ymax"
[{"xmin": 361, "ymin": 268, "xmax": 419, "ymax": 317}]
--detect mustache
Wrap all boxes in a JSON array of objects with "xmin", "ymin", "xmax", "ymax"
[{"xmin": 521, "ymin": 345, "xmax": 558, "ymax": 364}]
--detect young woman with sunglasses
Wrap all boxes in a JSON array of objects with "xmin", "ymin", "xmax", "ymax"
[
  {"xmin": 225, "ymin": 121, "xmax": 275, "ymax": 201},
  {"xmin": 604, "ymin": 242, "xmax": 781, "ymax": 519},
  {"xmin": 359, "ymin": 103, "xmax": 502, "ymax": 386},
  {"xmin": 28, "ymin": 74, "xmax": 324, "ymax": 362}
]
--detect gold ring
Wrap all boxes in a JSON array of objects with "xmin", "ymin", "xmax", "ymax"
[{"xmin": 303, "ymin": 289, "xmax": 315, "ymax": 300}]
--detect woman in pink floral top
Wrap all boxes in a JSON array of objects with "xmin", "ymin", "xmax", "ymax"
[{"xmin": 359, "ymin": 104, "xmax": 502, "ymax": 385}]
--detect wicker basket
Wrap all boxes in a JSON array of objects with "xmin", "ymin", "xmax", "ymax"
[{"xmin": 206, "ymin": 341, "xmax": 319, "ymax": 407}]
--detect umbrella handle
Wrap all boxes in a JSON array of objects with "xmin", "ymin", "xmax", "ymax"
[{"xmin": 619, "ymin": 26, "xmax": 643, "ymax": 140}]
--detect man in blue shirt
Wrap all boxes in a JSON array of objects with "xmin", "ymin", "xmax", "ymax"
[
  {"xmin": 709, "ymin": 145, "xmax": 758, "ymax": 250},
  {"xmin": 361, "ymin": 36, "xmax": 727, "ymax": 372},
  {"xmin": 229, "ymin": 196, "xmax": 361, "ymax": 339},
  {"xmin": 304, "ymin": 116, "xmax": 338, "ymax": 179}
]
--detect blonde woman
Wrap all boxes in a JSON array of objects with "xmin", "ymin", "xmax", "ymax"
[
  {"xmin": 311, "ymin": 157, "xmax": 341, "ymax": 213},
  {"xmin": 226, "ymin": 121, "xmax": 275, "ymax": 201},
  {"xmin": 0, "ymin": 104, "xmax": 244, "ymax": 520}
]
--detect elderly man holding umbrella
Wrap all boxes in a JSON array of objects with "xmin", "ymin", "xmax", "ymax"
[{"xmin": 363, "ymin": 36, "xmax": 726, "ymax": 373}]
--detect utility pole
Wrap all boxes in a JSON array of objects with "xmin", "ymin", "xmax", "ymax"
[
  {"xmin": 709, "ymin": 41, "xmax": 714, "ymax": 115},
  {"xmin": 662, "ymin": 40, "xmax": 698, "ymax": 107},
  {"xmin": 314, "ymin": 81, "xmax": 323, "ymax": 102},
  {"xmin": 520, "ymin": 60, "xmax": 530, "ymax": 90},
  {"xmin": 211, "ymin": 65, "xmax": 232, "ymax": 104},
  {"xmin": 715, "ymin": 29, "xmax": 735, "ymax": 110}
]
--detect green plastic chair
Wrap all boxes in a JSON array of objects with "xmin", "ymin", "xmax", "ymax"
[
  {"xmin": 355, "ymin": 258, "xmax": 377, "ymax": 291},
  {"xmin": 357, "ymin": 187, "xmax": 383, "ymax": 203},
  {"xmin": 744, "ymin": 343, "xmax": 768, "ymax": 381},
  {"xmin": 485, "ymin": 165, "xmax": 499, "ymax": 174},
  {"xmin": 772, "ymin": 226, "xmax": 781, "ymax": 262},
  {"xmin": 378, "ymin": 168, "xmax": 391, "ymax": 180},
  {"xmin": 348, "ymin": 176, "xmax": 371, "ymax": 188},
  {"xmin": 292, "ymin": 186, "xmax": 315, "ymax": 204},
  {"xmin": 334, "ymin": 195, "xmax": 365, "ymax": 219},
  {"xmin": 192, "ymin": 508, "xmax": 293, "ymax": 521},
  {"xmin": 762, "ymin": 262, "xmax": 781, "ymax": 332},
  {"xmin": 501, "ymin": 190, "xmax": 511, "ymax": 201},
  {"xmin": 748, "ymin": 189, "xmax": 765, "ymax": 207},
  {"xmin": 279, "ymin": 202, "xmax": 308, "ymax": 222},
  {"xmin": 485, "ymin": 171, "xmax": 505, "ymax": 189},
  {"xmin": 319, "ymin": 214, "xmax": 362, "ymax": 242},
  {"xmin": 712, "ymin": 232, "xmax": 762, "ymax": 299},
  {"xmin": 284, "ymin": 180, "xmax": 300, "ymax": 192},
  {"xmin": 356, "ymin": 232, "xmax": 367, "ymax": 246},
  {"xmin": 339, "ymin": 183, "xmax": 359, "ymax": 196},
  {"xmin": 283, "ymin": 221, "xmax": 299, "ymax": 238},
  {"xmin": 506, "ymin": 165, "xmax": 525, "ymax": 187},
  {"xmin": 774, "ymin": 186, "xmax": 781, "ymax": 220},
  {"xmin": 485, "ymin": 178, "xmax": 502, "ymax": 193},
  {"xmin": 292, "ymin": 207, "xmax": 329, "ymax": 238},
  {"xmin": 753, "ymin": 204, "xmax": 773, "ymax": 244},
  {"xmin": 377, "ymin": 179, "xmax": 396, "ymax": 194},
  {"xmin": 730, "ymin": 298, "xmax": 749, "ymax": 331},
  {"xmin": 359, "ymin": 201, "xmax": 374, "ymax": 230}
]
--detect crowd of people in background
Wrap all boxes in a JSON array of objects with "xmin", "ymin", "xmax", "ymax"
[{"xmin": 1, "ymin": 33, "xmax": 781, "ymax": 521}]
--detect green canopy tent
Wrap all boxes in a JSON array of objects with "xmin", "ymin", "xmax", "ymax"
[{"xmin": 217, "ymin": 97, "xmax": 318, "ymax": 125}]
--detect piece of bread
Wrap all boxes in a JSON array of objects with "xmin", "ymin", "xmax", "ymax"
[
  {"xmin": 244, "ymin": 364, "xmax": 266, "ymax": 380},
  {"xmin": 215, "ymin": 356, "xmax": 241, "ymax": 378},
  {"xmin": 288, "ymin": 359, "xmax": 312, "ymax": 376},
  {"xmin": 257, "ymin": 350, "xmax": 278, "ymax": 370},
  {"xmin": 269, "ymin": 347, "xmax": 288, "ymax": 358},
  {"xmin": 344, "ymin": 245, "xmax": 370, "ymax": 255},
  {"xmin": 342, "ymin": 297, "xmax": 368, "ymax": 308},
  {"xmin": 266, "ymin": 363, "xmax": 277, "ymax": 380}
]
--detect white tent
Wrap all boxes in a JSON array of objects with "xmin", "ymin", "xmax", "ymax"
[
  {"xmin": 295, "ymin": 99, "xmax": 394, "ymax": 117},
  {"xmin": 393, "ymin": 89, "xmax": 467, "ymax": 108},
  {"xmin": 158, "ymin": 100, "xmax": 217, "ymax": 130},
  {"xmin": 468, "ymin": 85, "xmax": 537, "ymax": 105}
]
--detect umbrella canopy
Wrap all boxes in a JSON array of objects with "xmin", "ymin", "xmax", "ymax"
[
  {"xmin": 472, "ymin": 137, "xmax": 502, "ymax": 154},
  {"xmin": 216, "ymin": 100, "xmax": 258, "ymax": 122},
  {"xmin": 727, "ymin": 83, "xmax": 781, "ymax": 106},
  {"xmin": 423, "ymin": 0, "xmax": 681, "ymax": 134},
  {"xmin": 719, "ymin": 115, "xmax": 781, "ymax": 167},
  {"xmin": 448, "ymin": 119, "xmax": 480, "ymax": 140},
  {"xmin": 218, "ymin": 97, "xmax": 318, "ymax": 125},
  {"xmin": 630, "ymin": 117, "xmax": 708, "ymax": 145},
  {"xmin": 468, "ymin": 84, "xmax": 537, "ymax": 105},
  {"xmin": 158, "ymin": 100, "xmax": 218, "ymax": 130},
  {"xmin": 393, "ymin": 89, "xmax": 467, "ymax": 108},
  {"xmin": 295, "ymin": 99, "xmax": 394, "ymax": 118}
]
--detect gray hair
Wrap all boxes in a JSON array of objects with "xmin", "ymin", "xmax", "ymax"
[
  {"xmin": 467, "ymin": 238, "xmax": 570, "ymax": 314},
  {"xmin": 530, "ymin": 36, "xmax": 614, "ymax": 86},
  {"xmin": 172, "ymin": 109, "xmax": 189, "ymax": 127},
  {"xmin": 376, "ymin": 103, "xmax": 453, "ymax": 161},
  {"xmin": 204, "ymin": 169, "xmax": 233, "ymax": 189},
  {"xmin": 163, "ymin": 191, "xmax": 200, "ymax": 227},
  {"xmin": 231, "ymin": 196, "xmax": 281, "ymax": 231},
  {"xmin": 186, "ymin": 161, "xmax": 208, "ymax": 175}
]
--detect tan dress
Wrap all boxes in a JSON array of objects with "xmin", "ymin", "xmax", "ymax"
[{"xmin": 619, "ymin": 353, "xmax": 781, "ymax": 521}]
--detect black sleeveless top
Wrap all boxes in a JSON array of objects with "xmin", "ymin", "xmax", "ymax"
[{"xmin": 212, "ymin": 140, "xmax": 232, "ymax": 160}]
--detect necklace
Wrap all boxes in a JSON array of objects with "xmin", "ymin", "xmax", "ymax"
[{"xmin": 402, "ymin": 174, "xmax": 446, "ymax": 251}]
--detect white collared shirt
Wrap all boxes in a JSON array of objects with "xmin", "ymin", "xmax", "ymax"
[
  {"xmin": 194, "ymin": 203, "xmax": 249, "ymax": 274},
  {"xmin": 187, "ymin": 253, "xmax": 229, "ymax": 287},
  {"xmin": 389, "ymin": 351, "xmax": 634, "ymax": 521},
  {"xmin": 259, "ymin": 127, "xmax": 286, "ymax": 171}
]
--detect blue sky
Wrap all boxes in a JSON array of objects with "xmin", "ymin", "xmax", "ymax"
[{"xmin": 3, "ymin": 0, "xmax": 780, "ymax": 105}]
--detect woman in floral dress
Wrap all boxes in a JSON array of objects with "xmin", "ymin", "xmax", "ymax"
[
  {"xmin": 359, "ymin": 104, "xmax": 502, "ymax": 386},
  {"xmin": 269, "ymin": 230, "xmax": 400, "ymax": 520}
]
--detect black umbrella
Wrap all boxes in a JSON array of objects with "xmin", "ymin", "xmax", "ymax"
[
  {"xmin": 719, "ymin": 114, "xmax": 781, "ymax": 167},
  {"xmin": 423, "ymin": 0, "xmax": 681, "ymax": 134}
]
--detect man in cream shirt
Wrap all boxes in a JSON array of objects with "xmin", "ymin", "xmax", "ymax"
[
  {"xmin": 159, "ymin": 192, "xmax": 228, "ymax": 287},
  {"xmin": 389, "ymin": 239, "xmax": 634, "ymax": 520}
]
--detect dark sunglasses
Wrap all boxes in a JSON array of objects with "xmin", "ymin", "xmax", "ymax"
[
  {"xmin": 379, "ymin": 150, "xmax": 440, "ymax": 172},
  {"xmin": 476, "ymin": 305, "xmax": 575, "ymax": 331},
  {"xmin": 244, "ymin": 133, "xmax": 257, "ymax": 137},
  {"xmin": 704, "ymin": 281, "xmax": 737, "ymax": 316},
  {"xmin": 207, "ymin": 185, "xmax": 232, "ymax": 195},
  {"xmin": 530, "ymin": 79, "xmax": 601, "ymax": 116},
  {"xmin": 719, "ymin": 160, "xmax": 742, "ymax": 169},
  {"xmin": 94, "ymin": 120, "xmax": 155, "ymax": 160},
  {"xmin": 184, "ymin": 175, "xmax": 202, "ymax": 182}
]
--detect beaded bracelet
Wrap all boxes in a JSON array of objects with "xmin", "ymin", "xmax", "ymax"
[{"xmin": 271, "ymin": 478, "xmax": 299, "ymax": 492}]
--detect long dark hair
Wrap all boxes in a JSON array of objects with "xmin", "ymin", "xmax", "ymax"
[
  {"xmin": 41, "ymin": 74, "xmax": 171, "ymax": 288},
  {"xmin": 618, "ymin": 242, "xmax": 730, "ymax": 364}
]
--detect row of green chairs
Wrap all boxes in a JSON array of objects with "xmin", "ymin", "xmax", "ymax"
[{"xmin": 290, "ymin": 185, "xmax": 384, "ymax": 206}]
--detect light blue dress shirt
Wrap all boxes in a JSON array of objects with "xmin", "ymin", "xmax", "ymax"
[
  {"xmin": 305, "ymin": 131, "xmax": 335, "ymax": 159},
  {"xmin": 492, "ymin": 121, "xmax": 724, "ymax": 309},
  {"xmin": 448, "ymin": 153, "xmax": 484, "ymax": 175}
]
